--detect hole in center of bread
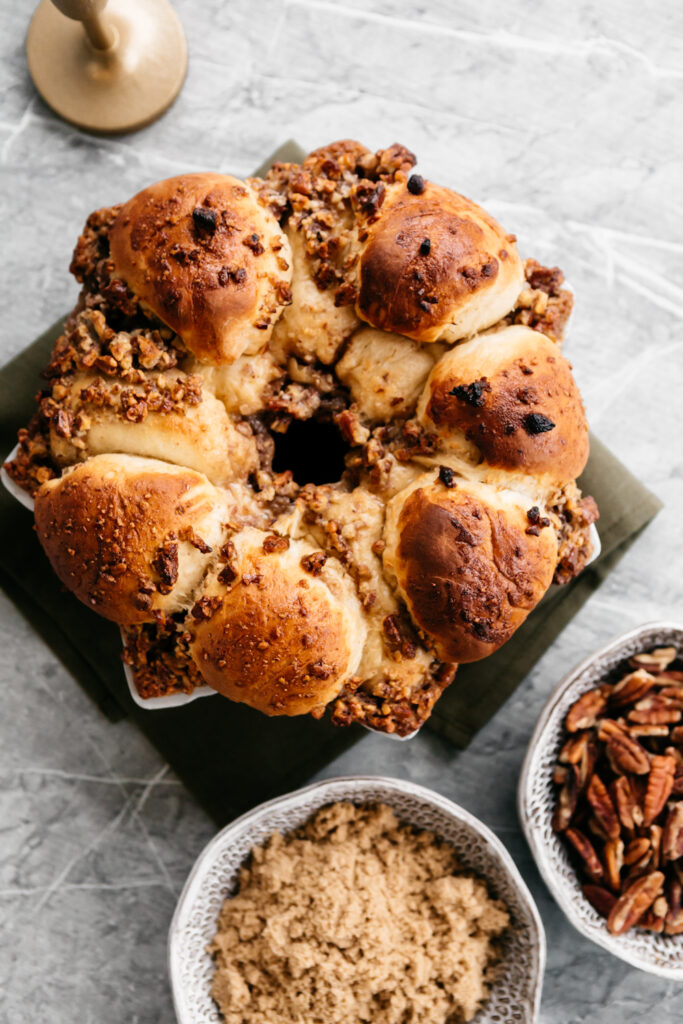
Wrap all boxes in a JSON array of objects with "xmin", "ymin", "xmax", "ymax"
[{"xmin": 271, "ymin": 416, "xmax": 349, "ymax": 486}]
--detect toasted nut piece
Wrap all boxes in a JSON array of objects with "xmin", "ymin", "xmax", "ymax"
[
  {"xmin": 662, "ymin": 803, "xmax": 683, "ymax": 861},
  {"xmin": 597, "ymin": 718, "xmax": 626, "ymax": 739},
  {"xmin": 628, "ymin": 724, "xmax": 670, "ymax": 738},
  {"xmin": 624, "ymin": 836, "xmax": 651, "ymax": 866},
  {"xmin": 565, "ymin": 827, "xmax": 604, "ymax": 883},
  {"xmin": 609, "ymin": 669, "xmax": 656, "ymax": 708},
  {"xmin": 650, "ymin": 824, "xmax": 663, "ymax": 869},
  {"xmin": 653, "ymin": 896, "xmax": 668, "ymax": 918},
  {"xmin": 658, "ymin": 686, "xmax": 683, "ymax": 703},
  {"xmin": 671, "ymin": 725, "xmax": 683, "ymax": 745},
  {"xmin": 566, "ymin": 688, "xmax": 608, "ymax": 732},
  {"xmin": 640, "ymin": 908, "xmax": 665, "ymax": 933},
  {"xmin": 588, "ymin": 815, "xmax": 609, "ymax": 843},
  {"xmin": 657, "ymin": 670, "xmax": 683, "ymax": 683},
  {"xmin": 628, "ymin": 706, "xmax": 682, "ymax": 725},
  {"xmin": 643, "ymin": 755, "xmax": 676, "ymax": 826},
  {"xmin": 666, "ymin": 745, "xmax": 683, "ymax": 766},
  {"xmin": 583, "ymin": 884, "xmax": 617, "ymax": 918},
  {"xmin": 552, "ymin": 766, "xmax": 578, "ymax": 832},
  {"xmin": 603, "ymin": 837, "xmax": 624, "ymax": 892},
  {"xmin": 553, "ymin": 764, "xmax": 569, "ymax": 786},
  {"xmin": 611, "ymin": 776, "xmax": 637, "ymax": 833},
  {"xmin": 603, "ymin": 726, "xmax": 651, "ymax": 775},
  {"xmin": 586, "ymin": 774, "xmax": 621, "ymax": 841},
  {"xmin": 558, "ymin": 733, "xmax": 597, "ymax": 792},
  {"xmin": 629, "ymin": 648, "xmax": 677, "ymax": 672},
  {"xmin": 665, "ymin": 877, "xmax": 683, "ymax": 935},
  {"xmin": 606, "ymin": 871, "xmax": 665, "ymax": 935},
  {"xmin": 559, "ymin": 731, "xmax": 591, "ymax": 764}
]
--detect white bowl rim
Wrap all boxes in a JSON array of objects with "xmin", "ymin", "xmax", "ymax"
[
  {"xmin": 168, "ymin": 773, "xmax": 546, "ymax": 1024},
  {"xmin": 518, "ymin": 619, "xmax": 683, "ymax": 978}
]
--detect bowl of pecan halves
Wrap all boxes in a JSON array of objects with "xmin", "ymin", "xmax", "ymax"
[{"xmin": 519, "ymin": 621, "xmax": 683, "ymax": 976}]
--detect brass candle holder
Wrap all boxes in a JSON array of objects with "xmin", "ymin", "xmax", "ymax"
[{"xmin": 26, "ymin": 0, "xmax": 188, "ymax": 134}]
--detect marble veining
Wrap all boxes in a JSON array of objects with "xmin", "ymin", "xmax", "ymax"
[{"xmin": 1, "ymin": 0, "xmax": 683, "ymax": 1021}]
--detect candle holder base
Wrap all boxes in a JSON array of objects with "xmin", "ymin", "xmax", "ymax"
[{"xmin": 26, "ymin": 0, "xmax": 187, "ymax": 134}]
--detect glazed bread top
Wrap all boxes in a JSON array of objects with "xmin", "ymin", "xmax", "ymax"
[
  {"xmin": 34, "ymin": 454, "xmax": 234, "ymax": 624},
  {"xmin": 109, "ymin": 173, "xmax": 292, "ymax": 364},
  {"xmin": 356, "ymin": 181, "xmax": 525, "ymax": 343}
]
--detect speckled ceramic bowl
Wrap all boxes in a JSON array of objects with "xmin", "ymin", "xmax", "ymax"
[
  {"xmin": 169, "ymin": 775, "xmax": 545, "ymax": 1024},
  {"xmin": 519, "ymin": 621, "xmax": 683, "ymax": 978}
]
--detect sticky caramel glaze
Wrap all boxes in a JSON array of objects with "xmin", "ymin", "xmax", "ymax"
[
  {"xmin": 109, "ymin": 173, "xmax": 292, "ymax": 364},
  {"xmin": 356, "ymin": 181, "xmax": 524, "ymax": 343},
  {"xmin": 384, "ymin": 473, "xmax": 557, "ymax": 662}
]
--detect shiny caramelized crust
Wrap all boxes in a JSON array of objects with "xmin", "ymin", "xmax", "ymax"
[
  {"xmin": 189, "ymin": 529, "xmax": 366, "ymax": 716},
  {"xmin": 419, "ymin": 324, "xmax": 589, "ymax": 486},
  {"xmin": 109, "ymin": 174, "xmax": 292, "ymax": 364},
  {"xmin": 34, "ymin": 454, "xmax": 233, "ymax": 624},
  {"xmin": 48, "ymin": 371, "xmax": 259, "ymax": 485},
  {"xmin": 356, "ymin": 182, "xmax": 524, "ymax": 343},
  {"xmin": 383, "ymin": 472, "xmax": 557, "ymax": 663}
]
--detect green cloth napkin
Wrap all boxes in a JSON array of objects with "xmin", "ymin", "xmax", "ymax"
[{"xmin": 0, "ymin": 142, "xmax": 662, "ymax": 825}]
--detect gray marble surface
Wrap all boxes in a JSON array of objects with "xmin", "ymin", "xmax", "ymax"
[{"xmin": 1, "ymin": 1, "xmax": 683, "ymax": 1021}]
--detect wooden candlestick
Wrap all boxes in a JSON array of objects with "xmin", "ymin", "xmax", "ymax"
[{"xmin": 26, "ymin": 0, "xmax": 188, "ymax": 134}]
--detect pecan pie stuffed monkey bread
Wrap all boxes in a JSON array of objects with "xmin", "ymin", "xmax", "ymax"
[{"xmin": 8, "ymin": 140, "xmax": 598, "ymax": 736}]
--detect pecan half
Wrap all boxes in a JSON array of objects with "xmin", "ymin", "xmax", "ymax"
[
  {"xmin": 643, "ymin": 755, "xmax": 676, "ymax": 826},
  {"xmin": 611, "ymin": 776, "xmax": 637, "ymax": 833},
  {"xmin": 662, "ymin": 802, "xmax": 683, "ymax": 861},
  {"xmin": 583, "ymin": 884, "xmax": 617, "ymax": 919},
  {"xmin": 610, "ymin": 669, "xmax": 655, "ymax": 709},
  {"xmin": 607, "ymin": 871, "xmax": 664, "ymax": 936},
  {"xmin": 665, "ymin": 877, "xmax": 683, "ymax": 935},
  {"xmin": 586, "ymin": 774, "xmax": 620, "ymax": 840},
  {"xmin": 601, "ymin": 722, "xmax": 650, "ymax": 775},
  {"xmin": 603, "ymin": 838, "xmax": 624, "ymax": 892},
  {"xmin": 565, "ymin": 828, "xmax": 604, "ymax": 883},
  {"xmin": 552, "ymin": 765, "xmax": 579, "ymax": 831},
  {"xmin": 629, "ymin": 647, "xmax": 677, "ymax": 672},
  {"xmin": 566, "ymin": 688, "xmax": 608, "ymax": 732}
]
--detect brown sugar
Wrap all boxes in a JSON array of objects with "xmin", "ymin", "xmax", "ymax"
[{"xmin": 209, "ymin": 801, "xmax": 509, "ymax": 1024}]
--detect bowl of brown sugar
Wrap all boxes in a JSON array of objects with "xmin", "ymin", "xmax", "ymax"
[{"xmin": 169, "ymin": 776, "xmax": 544, "ymax": 1024}]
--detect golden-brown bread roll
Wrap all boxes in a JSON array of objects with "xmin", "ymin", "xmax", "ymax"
[
  {"xmin": 48, "ymin": 371, "xmax": 259, "ymax": 485},
  {"xmin": 417, "ymin": 324, "xmax": 589, "ymax": 488},
  {"xmin": 336, "ymin": 327, "xmax": 444, "ymax": 421},
  {"xmin": 189, "ymin": 527, "xmax": 366, "ymax": 716},
  {"xmin": 382, "ymin": 471, "xmax": 557, "ymax": 663},
  {"xmin": 34, "ymin": 454, "xmax": 238, "ymax": 624},
  {"xmin": 109, "ymin": 173, "xmax": 292, "ymax": 364},
  {"xmin": 270, "ymin": 227, "xmax": 360, "ymax": 365},
  {"xmin": 183, "ymin": 351, "xmax": 282, "ymax": 416},
  {"xmin": 355, "ymin": 181, "xmax": 524, "ymax": 343}
]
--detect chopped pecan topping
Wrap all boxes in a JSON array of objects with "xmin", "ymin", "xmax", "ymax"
[
  {"xmin": 301, "ymin": 551, "xmax": 327, "ymax": 576},
  {"xmin": 262, "ymin": 533, "xmax": 290, "ymax": 554},
  {"xmin": 151, "ymin": 536, "xmax": 179, "ymax": 594}
]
